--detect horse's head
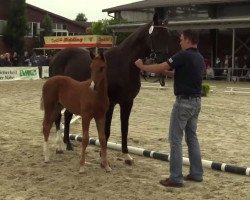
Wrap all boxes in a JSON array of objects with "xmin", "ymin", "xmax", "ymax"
[
  {"xmin": 146, "ymin": 13, "xmax": 169, "ymax": 59},
  {"xmin": 89, "ymin": 51, "xmax": 107, "ymax": 90}
]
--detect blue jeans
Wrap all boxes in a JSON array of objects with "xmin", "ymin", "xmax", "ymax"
[{"xmin": 169, "ymin": 97, "xmax": 203, "ymax": 183}]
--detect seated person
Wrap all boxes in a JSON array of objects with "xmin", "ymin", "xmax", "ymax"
[
  {"xmin": 206, "ymin": 65, "xmax": 214, "ymax": 79},
  {"xmin": 224, "ymin": 55, "xmax": 230, "ymax": 68}
]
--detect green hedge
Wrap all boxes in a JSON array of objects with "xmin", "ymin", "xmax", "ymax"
[{"xmin": 201, "ymin": 84, "xmax": 210, "ymax": 97}]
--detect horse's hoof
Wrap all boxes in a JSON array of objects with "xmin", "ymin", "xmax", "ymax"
[
  {"xmin": 44, "ymin": 159, "xmax": 50, "ymax": 163},
  {"xmin": 66, "ymin": 144, "xmax": 74, "ymax": 151},
  {"xmin": 79, "ymin": 167, "xmax": 85, "ymax": 174},
  {"xmin": 56, "ymin": 149, "xmax": 64, "ymax": 154},
  {"xmin": 100, "ymin": 163, "xmax": 112, "ymax": 172},
  {"xmin": 124, "ymin": 159, "xmax": 134, "ymax": 166},
  {"xmin": 105, "ymin": 166, "xmax": 112, "ymax": 172}
]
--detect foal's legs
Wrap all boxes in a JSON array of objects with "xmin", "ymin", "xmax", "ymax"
[
  {"xmin": 55, "ymin": 112, "xmax": 64, "ymax": 154},
  {"xmin": 96, "ymin": 117, "xmax": 112, "ymax": 172},
  {"xmin": 79, "ymin": 116, "xmax": 91, "ymax": 173},
  {"xmin": 54, "ymin": 109, "xmax": 74, "ymax": 151},
  {"xmin": 120, "ymin": 101, "xmax": 134, "ymax": 165},
  {"xmin": 43, "ymin": 104, "xmax": 62, "ymax": 162},
  {"xmin": 43, "ymin": 115, "xmax": 53, "ymax": 163}
]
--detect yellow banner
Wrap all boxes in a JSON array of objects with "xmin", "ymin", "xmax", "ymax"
[{"xmin": 44, "ymin": 35, "xmax": 113, "ymax": 47}]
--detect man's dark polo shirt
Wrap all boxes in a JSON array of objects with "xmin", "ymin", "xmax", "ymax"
[{"xmin": 167, "ymin": 48, "xmax": 205, "ymax": 96}]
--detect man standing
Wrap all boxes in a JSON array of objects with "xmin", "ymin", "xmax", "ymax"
[{"xmin": 135, "ymin": 29, "xmax": 205, "ymax": 187}]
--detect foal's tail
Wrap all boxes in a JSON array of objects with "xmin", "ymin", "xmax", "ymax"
[{"xmin": 40, "ymin": 95, "xmax": 44, "ymax": 110}]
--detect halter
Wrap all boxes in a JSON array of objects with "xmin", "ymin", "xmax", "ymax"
[
  {"xmin": 140, "ymin": 24, "xmax": 168, "ymax": 86},
  {"xmin": 152, "ymin": 25, "xmax": 168, "ymax": 29},
  {"xmin": 148, "ymin": 24, "xmax": 168, "ymax": 63}
]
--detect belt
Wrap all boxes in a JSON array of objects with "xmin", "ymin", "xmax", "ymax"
[{"xmin": 177, "ymin": 95, "xmax": 201, "ymax": 100}]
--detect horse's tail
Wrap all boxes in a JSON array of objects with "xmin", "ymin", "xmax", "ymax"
[{"xmin": 40, "ymin": 95, "xmax": 44, "ymax": 110}]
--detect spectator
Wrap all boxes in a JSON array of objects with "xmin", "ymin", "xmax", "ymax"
[
  {"xmin": 4, "ymin": 53, "xmax": 12, "ymax": 66},
  {"xmin": 242, "ymin": 54, "xmax": 250, "ymax": 78},
  {"xmin": 206, "ymin": 64, "xmax": 214, "ymax": 80},
  {"xmin": 242, "ymin": 54, "xmax": 250, "ymax": 69},
  {"xmin": 223, "ymin": 55, "xmax": 230, "ymax": 68},
  {"xmin": 0, "ymin": 54, "xmax": 6, "ymax": 66},
  {"xmin": 11, "ymin": 52, "xmax": 20, "ymax": 66},
  {"xmin": 0, "ymin": 53, "xmax": 12, "ymax": 66},
  {"xmin": 44, "ymin": 54, "xmax": 52, "ymax": 66},
  {"xmin": 233, "ymin": 56, "xmax": 240, "ymax": 77},
  {"xmin": 222, "ymin": 55, "xmax": 230, "ymax": 76},
  {"xmin": 30, "ymin": 51, "xmax": 40, "ymax": 66},
  {"xmin": 234, "ymin": 56, "xmax": 239, "ymax": 68},
  {"xmin": 20, "ymin": 51, "xmax": 31, "ymax": 66},
  {"xmin": 215, "ymin": 57, "xmax": 221, "ymax": 68}
]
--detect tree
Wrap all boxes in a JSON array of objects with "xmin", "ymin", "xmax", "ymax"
[
  {"xmin": 75, "ymin": 13, "xmax": 87, "ymax": 22},
  {"xmin": 108, "ymin": 19, "xmax": 130, "ymax": 45},
  {"xmin": 92, "ymin": 18, "xmax": 130, "ymax": 45},
  {"xmin": 91, "ymin": 19, "xmax": 109, "ymax": 35},
  {"xmin": 39, "ymin": 14, "xmax": 53, "ymax": 46},
  {"xmin": 3, "ymin": 0, "xmax": 29, "ymax": 54}
]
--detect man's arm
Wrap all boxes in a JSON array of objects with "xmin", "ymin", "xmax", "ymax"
[
  {"xmin": 135, "ymin": 59, "xmax": 171, "ymax": 73},
  {"xmin": 164, "ymin": 69, "xmax": 175, "ymax": 77}
]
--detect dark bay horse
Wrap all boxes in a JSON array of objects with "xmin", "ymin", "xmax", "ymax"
[
  {"xmin": 50, "ymin": 13, "xmax": 169, "ymax": 165},
  {"xmin": 41, "ymin": 52, "xmax": 112, "ymax": 173}
]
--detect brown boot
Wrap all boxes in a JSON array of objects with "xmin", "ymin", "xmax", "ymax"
[
  {"xmin": 184, "ymin": 174, "xmax": 203, "ymax": 182},
  {"xmin": 159, "ymin": 178, "xmax": 184, "ymax": 188}
]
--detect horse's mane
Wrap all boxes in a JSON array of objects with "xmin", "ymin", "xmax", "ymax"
[{"xmin": 118, "ymin": 22, "xmax": 151, "ymax": 50}]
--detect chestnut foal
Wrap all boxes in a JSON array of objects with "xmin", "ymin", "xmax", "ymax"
[{"xmin": 40, "ymin": 52, "xmax": 111, "ymax": 173}]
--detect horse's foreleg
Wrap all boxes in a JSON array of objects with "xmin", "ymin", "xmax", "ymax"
[
  {"xmin": 120, "ymin": 101, "xmax": 134, "ymax": 165},
  {"xmin": 79, "ymin": 116, "xmax": 90, "ymax": 174},
  {"xmin": 64, "ymin": 110, "xmax": 74, "ymax": 150},
  {"xmin": 105, "ymin": 102, "xmax": 115, "ymax": 142},
  {"xmin": 96, "ymin": 118, "xmax": 112, "ymax": 172}
]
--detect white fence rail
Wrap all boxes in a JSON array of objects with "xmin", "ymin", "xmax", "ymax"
[{"xmin": 224, "ymin": 87, "xmax": 250, "ymax": 94}]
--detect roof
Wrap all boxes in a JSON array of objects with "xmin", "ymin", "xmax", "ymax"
[
  {"xmin": 103, "ymin": 0, "xmax": 249, "ymax": 12},
  {"xmin": 108, "ymin": 17, "xmax": 250, "ymax": 32},
  {"xmin": 26, "ymin": 3, "xmax": 87, "ymax": 28}
]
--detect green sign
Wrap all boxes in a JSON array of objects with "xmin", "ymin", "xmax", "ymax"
[{"xmin": 20, "ymin": 69, "xmax": 38, "ymax": 77}]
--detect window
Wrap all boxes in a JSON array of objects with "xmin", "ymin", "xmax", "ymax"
[
  {"xmin": 52, "ymin": 23, "xmax": 57, "ymax": 29},
  {"xmin": 52, "ymin": 23, "xmax": 68, "ymax": 36},
  {"xmin": 167, "ymin": 5, "xmax": 209, "ymax": 20},
  {"xmin": 27, "ymin": 22, "xmax": 40, "ymax": 36},
  {"xmin": 53, "ymin": 30, "xmax": 69, "ymax": 36},
  {"xmin": 57, "ymin": 24, "xmax": 63, "ymax": 30}
]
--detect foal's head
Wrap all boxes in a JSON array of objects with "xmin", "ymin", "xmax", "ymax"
[{"xmin": 89, "ymin": 51, "xmax": 107, "ymax": 89}]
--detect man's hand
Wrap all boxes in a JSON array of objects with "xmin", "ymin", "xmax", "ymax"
[
  {"xmin": 135, "ymin": 59, "xmax": 170, "ymax": 74},
  {"xmin": 135, "ymin": 59, "xmax": 144, "ymax": 70},
  {"xmin": 163, "ymin": 69, "xmax": 175, "ymax": 77}
]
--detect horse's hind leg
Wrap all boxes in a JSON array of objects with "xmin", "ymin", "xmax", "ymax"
[
  {"xmin": 96, "ymin": 117, "xmax": 112, "ymax": 172},
  {"xmin": 54, "ymin": 105, "xmax": 64, "ymax": 154},
  {"xmin": 64, "ymin": 110, "xmax": 74, "ymax": 151},
  {"xmin": 79, "ymin": 116, "xmax": 91, "ymax": 174},
  {"xmin": 55, "ymin": 111, "xmax": 62, "ymax": 131},
  {"xmin": 120, "ymin": 101, "xmax": 134, "ymax": 165},
  {"xmin": 42, "ymin": 113, "xmax": 54, "ymax": 163}
]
